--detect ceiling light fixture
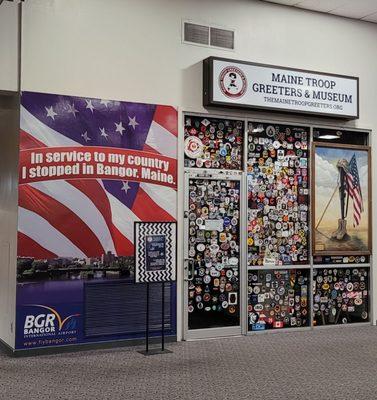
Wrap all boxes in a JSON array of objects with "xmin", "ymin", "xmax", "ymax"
[
  {"xmin": 318, "ymin": 134, "xmax": 340, "ymax": 140},
  {"xmin": 317, "ymin": 130, "xmax": 342, "ymax": 140}
]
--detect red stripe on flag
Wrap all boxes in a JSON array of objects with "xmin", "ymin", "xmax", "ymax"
[
  {"xmin": 18, "ymin": 231, "xmax": 57, "ymax": 259},
  {"xmin": 19, "ymin": 185, "xmax": 105, "ymax": 257},
  {"xmin": 347, "ymin": 172, "xmax": 362, "ymax": 226},
  {"xmin": 132, "ymin": 188, "xmax": 175, "ymax": 222},
  {"xmin": 153, "ymin": 105, "xmax": 178, "ymax": 137},
  {"xmin": 67, "ymin": 179, "xmax": 134, "ymax": 256},
  {"xmin": 111, "ymin": 225, "xmax": 134, "ymax": 256},
  {"xmin": 354, "ymin": 194, "xmax": 362, "ymax": 207},
  {"xmin": 142, "ymin": 143, "xmax": 160, "ymax": 155},
  {"xmin": 20, "ymin": 129, "xmax": 47, "ymax": 150}
]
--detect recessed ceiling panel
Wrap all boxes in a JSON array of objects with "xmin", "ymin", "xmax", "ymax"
[
  {"xmin": 328, "ymin": 0, "xmax": 377, "ymax": 19},
  {"xmin": 362, "ymin": 12, "xmax": 377, "ymax": 22},
  {"xmin": 262, "ymin": 0, "xmax": 377, "ymax": 22},
  {"xmin": 264, "ymin": 0, "xmax": 300, "ymax": 5},
  {"xmin": 295, "ymin": 0, "xmax": 350, "ymax": 13}
]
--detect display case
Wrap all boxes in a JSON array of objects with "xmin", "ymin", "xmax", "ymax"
[
  {"xmin": 248, "ymin": 269, "xmax": 310, "ymax": 331},
  {"xmin": 311, "ymin": 127, "xmax": 371, "ymax": 328},
  {"xmin": 183, "ymin": 115, "xmax": 372, "ymax": 339},
  {"xmin": 246, "ymin": 122, "xmax": 310, "ymax": 267},
  {"xmin": 312, "ymin": 267, "xmax": 369, "ymax": 325},
  {"xmin": 184, "ymin": 115, "xmax": 244, "ymax": 170}
]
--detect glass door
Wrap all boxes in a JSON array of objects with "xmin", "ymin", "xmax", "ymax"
[{"xmin": 184, "ymin": 171, "xmax": 243, "ymax": 339}]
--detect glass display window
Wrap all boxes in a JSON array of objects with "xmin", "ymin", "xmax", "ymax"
[
  {"xmin": 313, "ymin": 267, "xmax": 369, "ymax": 325},
  {"xmin": 248, "ymin": 269, "xmax": 310, "ymax": 331},
  {"xmin": 247, "ymin": 122, "xmax": 310, "ymax": 266},
  {"xmin": 187, "ymin": 177, "xmax": 241, "ymax": 330},
  {"xmin": 183, "ymin": 114, "xmax": 372, "ymax": 339},
  {"xmin": 184, "ymin": 115, "xmax": 244, "ymax": 170}
]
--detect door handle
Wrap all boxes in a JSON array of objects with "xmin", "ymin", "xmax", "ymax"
[{"xmin": 184, "ymin": 259, "xmax": 194, "ymax": 282}]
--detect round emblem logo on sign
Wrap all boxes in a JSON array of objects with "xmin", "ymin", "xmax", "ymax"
[
  {"xmin": 219, "ymin": 66, "xmax": 247, "ymax": 99},
  {"xmin": 184, "ymin": 136, "xmax": 204, "ymax": 159}
]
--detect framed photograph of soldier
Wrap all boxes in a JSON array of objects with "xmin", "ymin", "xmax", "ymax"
[
  {"xmin": 312, "ymin": 143, "xmax": 371, "ymax": 255},
  {"xmin": 247, "ymin": 122, "xmax": 310, "ymax": 266},
  {"xmin": 184, "ymin": 115, "xmax": 244, "ymax": 170},
  {"xmin": 134, "ymin": 222, "xmax": 177, "ymax": 284},
  {"xmin": 312, "ymin": 267, "xmax": 369, "ymax": 325}
]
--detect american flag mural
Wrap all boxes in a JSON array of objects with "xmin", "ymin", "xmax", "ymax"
[
  {"xmin": 346, "ymin": 154, "xmax": 363, "ymax": 227},
  {"xmin": 18, "ymin": 91, "xmax": 177, "ymax": 259}
]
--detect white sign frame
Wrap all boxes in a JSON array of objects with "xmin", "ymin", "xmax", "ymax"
[
  {"xmin": 203, "ymin": 57, "xmax": 359, "ymax": 120},
  {"xmin": 134, "ymin": 221, "xmax": 177, "ymax": 283}
]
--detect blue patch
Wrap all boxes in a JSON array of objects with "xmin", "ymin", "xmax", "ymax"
[
  {"xmin": 252, "ymin": 323, "xmax": 266, "ymax": 331},
  {"xmin": 223, "ymin": 217, "xmax": 231, "ymax": 226}
]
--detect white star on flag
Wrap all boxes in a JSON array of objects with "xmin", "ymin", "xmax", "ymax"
[
  {"xmin": 115, "ymin": 121, "xmax": 126, "ymax": 135},
  {"xmin": 128, "ymin": 116, "xmax": 139, "ymax": 130},
  {"xmin": 99, "ymin": 127, "xmax": 109, "ymax": 140},
  {"xmin": 81, "ymin": 131, "xmax": 91, "ymax": 142},
  {"xmin": 121, "ymin": 181, "xmax": 130, "ymax": 194},
  {"xmin": 85, "ymin": 100, "xmax": 95, "ymax": 113},
  {"xmin": 100, "ymin": 99, "xmax": 111, "ymax": 107},
  {"xmin": 67, "ymin": 103, "xmax": 79, "ymax": 117},
  {"xmin": 45, "ymin": 106, "xmax": 57, "ymax": 120}
]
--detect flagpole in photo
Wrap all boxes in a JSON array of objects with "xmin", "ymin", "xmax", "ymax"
[
  {"xmin": 329, "ymin": 159, "xmax": 349, "ymax": 240},
  {"xmin": 315, "ymin": 183, "xmax": 339, "ymax": 231}
]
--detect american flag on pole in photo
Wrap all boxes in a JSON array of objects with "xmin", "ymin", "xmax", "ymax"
[
  {"xmin": 18, "ymin": 91, "xmax": 177, "ymax": 259},
  {"xmin": 346, "ymin": 154, "xmax": 363, "ymax": 227}
]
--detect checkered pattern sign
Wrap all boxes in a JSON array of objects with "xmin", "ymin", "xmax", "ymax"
[{"xmin": 135, "ymin": 222, "xmax": 176, "ymax": 283}]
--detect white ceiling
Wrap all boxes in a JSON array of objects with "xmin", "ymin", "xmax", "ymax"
[{"xmin": 262, "ymin": 0, "xmax": 377, "ymax": 23}]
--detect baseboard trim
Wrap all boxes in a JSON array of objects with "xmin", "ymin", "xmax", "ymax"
[{"xmin": 0, "ymin": 337, "xmax": 16, "ymax": 357}]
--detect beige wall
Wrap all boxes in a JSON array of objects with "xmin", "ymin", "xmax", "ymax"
[{"xmin": 20, "ymin": 0, "xmax": 377, "ymax": 130}]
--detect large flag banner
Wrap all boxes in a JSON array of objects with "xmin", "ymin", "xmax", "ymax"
[{"xmin": 16, "ymin": 92, "xmax": 177, "ymax": 349}]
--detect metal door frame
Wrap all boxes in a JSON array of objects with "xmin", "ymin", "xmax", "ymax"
[{"xmin": 183, "ymin": 169, "xmax": 246, "ymax": 340}]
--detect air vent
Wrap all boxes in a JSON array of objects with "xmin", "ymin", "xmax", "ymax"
[
  {"xmin": 210, "ymin": 27, "xmax": 234, "ymax": 49},
  {"xmin": 184, "ymin": 23, "xmax": 210, "ymax": 45},
  {"xmin": 183, "ymin": 21, "xmax": 234, "ymax": 50}
]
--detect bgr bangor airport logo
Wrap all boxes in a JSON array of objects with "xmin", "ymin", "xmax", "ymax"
[
  {"xmin": 23, "ymin": 304, "xmax": 80, "ymax": 337},
  {"xmin": 219, "ymin": 66, "xmax": 247, "ymax": 99}
]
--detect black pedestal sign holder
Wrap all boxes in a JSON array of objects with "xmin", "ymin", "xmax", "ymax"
[
  {"xmin": 139, "ymin": 281, "xmax": 171, "ymax": 356},
  {"xmin": 134, "ymin": 222, "xmax": 177, "ymax": 356}
]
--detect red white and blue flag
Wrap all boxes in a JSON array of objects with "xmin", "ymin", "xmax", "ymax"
[
  {"xmin": 346, "ymin": 154, "xmax": 363, "ymax": 227},
  {"xmin": 18, "ymin": 91, "xmax": 177, "ymax": 259}
]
